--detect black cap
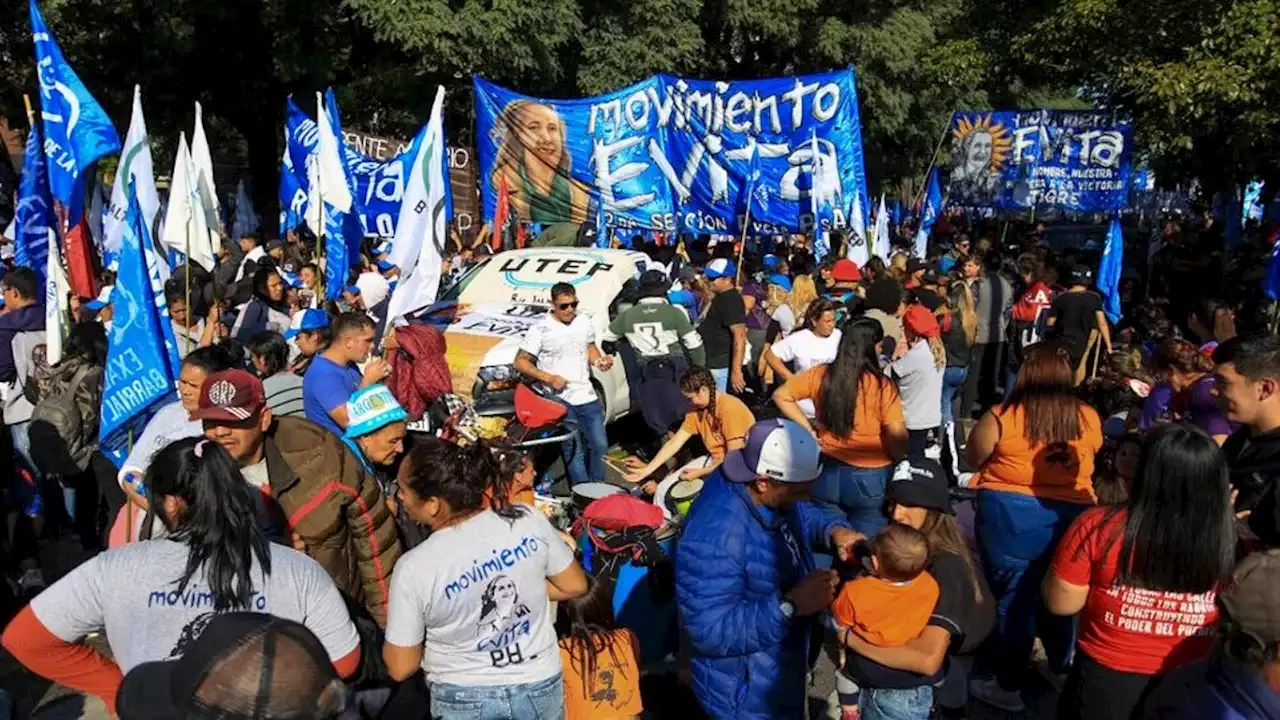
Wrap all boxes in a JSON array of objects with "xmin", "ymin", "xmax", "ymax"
[
  {"xmin": 638, "ymin": 269, "xmax": 670, "ymax": 297},
  {"xmin": 117, "ymin": 613, "xmax": 346, "ymax": 720},
  {"xmin": 906, "ymin": 258, "xmax": 928, "ymax": 274},
  {"xmin": 886, "ymin": 459, "xmax": 953, "ymax": 514},
  {"xmin": 1068, "ymin": 264, "xmax": 1093, "ymax": 285},
  {"xmin": 265, "ymin": 239, "xmax": 284, "ymax": 252}
]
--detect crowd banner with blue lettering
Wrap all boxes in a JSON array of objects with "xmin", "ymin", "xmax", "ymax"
[
  {"xmin": 473, "ymin": 70, "xmax": 870, "ymax": 236},
  {"xmin": 946, "ymin": 110, "xmax": 1132, "ymax": 211},
  {"xmin": 281, "ymin": 96, "xmax": 427, "ymax": 241},
  {"xmin": 99, "ymin": 184, "xmax": 181, "ymax": 467},
  {"xmin": 30, "ymin": 0, "xmax": 120, "ymax": 216}
]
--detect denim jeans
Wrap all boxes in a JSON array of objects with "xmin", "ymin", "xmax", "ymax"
[
  {"xmin": 562, "ymin": 400, "xmax": 608, "ymax": 486},
  {"xmin": 709, "ymin": 367, "xmax": 729, "ymax": 393},
  {"xmin": 940, "ymin": 366, "xmax": 967, "ymax": 424},
  {"xmin": 976, "ymin": 489, "xmax": 1087, "ymax": 689},
  {"xmin": 861, "ymin": 686, "xmax": 933, "ymax": 720},
  {"xmin": 813, "ymin": 460, "xmax": 893, "ymax": 536},
  {"xmin": 429, "ymin": 673, "xmax": 564, "ymax": 719}
]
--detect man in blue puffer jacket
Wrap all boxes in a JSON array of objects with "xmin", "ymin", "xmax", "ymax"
[{"xmin": 676, "ymin": 418, "xmax": 863, "ymax": 718}]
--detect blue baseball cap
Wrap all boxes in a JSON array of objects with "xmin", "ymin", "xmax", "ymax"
[
  {"xmin": 344, "ymin": 384, "xmax": 408, "ymax": 439},
  {"xmin": 766, "ymin": 273, "xmax": 792, "ymax": 291},
  {"xmin": 285, "ymin": 308, "xmax": 330, "ymax": 339},
  {"xmin": 344, "ymin": 285, "xmax": 361, "ymax": 296},
  {"xmin": 762, "ymin": 254, "xmax": 780, "ymax": 270},
  {"xmin": 704, "ymin": 258, "xmax": 736, "ymax": 280}
]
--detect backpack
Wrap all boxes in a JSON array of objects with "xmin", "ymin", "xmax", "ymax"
[{"xmin": 29, "ymin": 363, "xmax": 98, "ymax": 475}]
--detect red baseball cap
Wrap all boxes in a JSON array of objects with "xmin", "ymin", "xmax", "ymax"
[
  {"xmin": 903, "ymin": 304, "xmax": 941, "ymax": 339},
  {"xmin": 191, "ymin": 370, "xmax": 267, "ymax": 422},
  {"xmin": 831, "ymin": 258, "xmax": 862, "ymax": 283}
]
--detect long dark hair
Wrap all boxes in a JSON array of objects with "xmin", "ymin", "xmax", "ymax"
[
  {"xmin": 398, "ymin": 439, "xmax": 523, "ymax": 519},
  {"xmin": 146, "ymin": 438, "xmax": 272, "ymax": 612},
  {"xmin": 818, "ymin": 318, "xmax": 884, "ymax": 437},
  {"xmin": 64, "ymin": 320, "xmax": 108, "ymax": 367},
  {"xmin": 1094, "ymin": 424, "xmax": 1233, "ymax": 593},
  {"xmin": 1002, "ymin": 342, "xmax": 1082, "ymax": 445},
  {"xmin": 680, "ymin": 366, "xmax": 720, "ymax": 438},
  {"xmin": 555, "ymin": 575, "xmax": 630, "ymax": 699},
  {"xmin": 247, "ymin": 331, "xmax": 290, "ymax": 377},
  {"xmin": 252, "ymin": 267, "xmax": 288, "ymax": 312}
]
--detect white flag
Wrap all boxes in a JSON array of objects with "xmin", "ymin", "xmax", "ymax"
[
  {"xmin": 385, "ymin": 87, "xmax": 448, "ymax": 328},
  {"xmin": 44, "ymin": 235, "xmax": 69, "ymax": 365},
  {"xmin": 190, "ymin": 102, "xmax": 222, "ymax": 255},
  {"xmin": 874, "ymin": 194, "xmax": 891, "ymax": 262},
  {"xmin": 104, "ymin": 86, "xmax": 161, "ymax": 258},
  {"xmin": 847, "ymin": 192, "xmax": 869, "ymax": 266},
  {"xmin": 315, "ymin": 92, "xmax": 353, "ymax": 214},
  {"xmin": 304, "ymin": 154, "xmax": 323, "ymax": 237},
  {"xmin": 232, "ymin": 178, "xmax": 259, "ymax": 240},
  {"xmin": 161, "ymin": 133, "xmax": 216, "ymax": 272}
]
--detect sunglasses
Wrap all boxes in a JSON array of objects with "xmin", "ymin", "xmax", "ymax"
[{"xmin": 555, "ymin": 301, "xmax": 579, "ymax": 310}]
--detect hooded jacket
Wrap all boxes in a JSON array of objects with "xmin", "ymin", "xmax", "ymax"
[
  {"xmin": 264, "ymin": 416, "xmax": 403, "ymax": 626},
  {"xmin": 675, "ymin": 471, "xmax": 847, "ymax": 719},
  {"xmin": 0, "ymin": 303, "xmax": 45, "ymax": 383}
]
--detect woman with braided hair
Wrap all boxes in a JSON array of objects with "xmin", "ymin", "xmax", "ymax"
[{"xmin": 625, "ymin": 366, "xmax": 756, "ymax": 505}]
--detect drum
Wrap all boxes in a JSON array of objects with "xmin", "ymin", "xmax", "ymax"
[
  {"xmin": 668, "ymin": 478, "xmax": 704, "ymax": 517},
  {"xmin": 571, "ymin": 481, "xmax": 623, "ymax": 512}
]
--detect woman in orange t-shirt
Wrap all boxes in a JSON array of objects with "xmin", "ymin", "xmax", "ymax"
[
  {"xmin": 773, "ymin": 318, "xmax": 908, "ymax": 535},
  {"xmin": 556, "ymin": 575, "xmax": 643, "ymax": 720},
  {"xmin": 1044, "ymin": 423, "xmax": 1234, "ymax": 720},
  {"xmin": 964, "ymin": 343, "xmax": 1104, "ymax": 713}
]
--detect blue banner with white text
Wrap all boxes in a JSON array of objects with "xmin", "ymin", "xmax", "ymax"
[
  {"xmin": 281, "ymin": 99, "xmax": 425, "ymax": 239},
  {"xmin": 474, "ymin": 70, "xmax": 870, "ymax": 235},
  {"xmin": 946, "ymin": 110, "xmax": 1132, "ymax": 212}
]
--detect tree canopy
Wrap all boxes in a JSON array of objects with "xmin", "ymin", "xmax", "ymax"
[{"xmin": 0, "ymin": 0, "xmax": 1274, "ymax": 219}]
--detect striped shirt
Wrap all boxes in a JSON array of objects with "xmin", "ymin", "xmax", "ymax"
[{"xmin": 263, "ymin": 373, "xmax": 306, "ymax": 418}]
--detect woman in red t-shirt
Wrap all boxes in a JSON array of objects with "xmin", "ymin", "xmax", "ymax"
[{"xmin": 1044, "ymin": 423, "xmax": 1236, "ymax": 720}]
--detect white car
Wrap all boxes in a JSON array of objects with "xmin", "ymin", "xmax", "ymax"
[{"xmin": 416, "ymin": 247, "xmax": 650, "ymax": 422}]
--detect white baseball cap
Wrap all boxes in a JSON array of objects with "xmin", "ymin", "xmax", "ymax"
[
  {"xmin": 722, "ymin": 419, "xmax": 822, "ymax": 484},
  {"xmin": 704, "ymin": 258, "xmax": 737, "ymax": 280}
]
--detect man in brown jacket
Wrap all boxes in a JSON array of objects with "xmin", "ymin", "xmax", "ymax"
[{"xmin": 192, "ymin": 369, "xmax": 402, "ymax": 626}]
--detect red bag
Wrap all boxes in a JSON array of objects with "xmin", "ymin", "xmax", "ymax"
[
  {"xmin": 576, "ymin": 493, "xmax": 665, "ymax": 533},
  {"xmin": 514, "ymin": 384, "xmax": 567, "ymax": 429}
]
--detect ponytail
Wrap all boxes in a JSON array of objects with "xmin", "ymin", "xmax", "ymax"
[
  {"xmin": 399, "ymin": 439, "xmax": 523, "ymax": 519},
  {"xmin": 146, "ymin": 438, "xmax": 272, "ymax": 612}
]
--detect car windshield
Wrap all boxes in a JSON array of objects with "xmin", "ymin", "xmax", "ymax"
[{"xmin": 438, "ymin": 258, "xmax": 490, "ymax": 302}]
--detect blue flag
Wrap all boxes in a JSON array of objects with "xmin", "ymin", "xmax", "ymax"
[
  {"xmin": 1096, "ymin": 215, "xmax": 1124, "ymax": 324},
  {"xmin": 30, "ymin": 0, "xmax": 120, "ymax": 218},
  {"xmin": 594, "ymin": 201, "xmax": 609, "ymax": 248},
  {"xmin": 1245, "ymin": 180, "xmax": 1266, "ymax": 224},
  {"xmin": 914, "ymin": 167, "xmax": 942, "ymax": 257},
  {"xmin": 14, "ymin": 125, "xmax": 55, "ymax": 285},
  {"xmin": 99, "ymin": 184, "xmax": 181, "ymax": 467}
]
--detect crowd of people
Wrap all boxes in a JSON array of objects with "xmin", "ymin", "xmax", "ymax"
[{"xmin": 0, "ymin": 208, "xmax": 1279, "ymax": 720}]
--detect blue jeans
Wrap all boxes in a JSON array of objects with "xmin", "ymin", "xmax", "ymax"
[
  {"xmin": 940, "ymin": 366, "xmax": 967, "ymax": 424},
  {"xmin": 429, "ymin": 673, "xmax": 563, "ymax": 719},
  {"xmin": 709, "ymin": 367, "xmax": 729, "ymax": 393},
  {"xmin": 813, "ymin": 460, "xmax": 892, "ymax": 536},
  {"xmin": 562, "ymin": 400, "xmax": 608, "ymax": 486},
  {"xmin": 976, "ymin": 489, "xmax": 1087, "ymax": 689},
  {"xmin": 861, "ymin": 686, "xmax": 933, "ymax": 720}
]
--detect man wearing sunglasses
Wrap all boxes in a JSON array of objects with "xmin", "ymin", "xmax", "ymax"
[{"xmin": 515, "ymin": 282, "xmax": 614, "ymax": 486}]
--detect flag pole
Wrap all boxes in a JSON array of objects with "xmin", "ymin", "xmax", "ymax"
[
  {"xmin": 27, "ymin": 93, "xmax": 75, "ymax": 326},
  {"xmin": 912, "ymin": 118, "xmax": 953, "ymax": 215},
  {"xmin": 736, "ymin": 201, "xmax": 753, "ymax": 286}
]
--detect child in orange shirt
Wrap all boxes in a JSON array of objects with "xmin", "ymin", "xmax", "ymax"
[
  {"xmin": 830, "ymin": 523, "xmax": 939, "ymax": 720},
  {"xmin": 556, "ymin": 575, "xmax": 644, "ymax": 720}
]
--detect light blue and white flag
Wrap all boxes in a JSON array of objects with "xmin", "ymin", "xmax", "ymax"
[
  {"xmin": 14, "ymin": 124, "xmax": 55, "ymax": 285},
  {"xmin": 316, "ymin": 90, "xmax": 358, "ymax": 300},
  {"xmin": 104, "ymin": 86, "xmax": 161, "ymax": 267},
  {"xmin": 29, "ymin": 0, "xmax": 120, "ymax": 217},
  {"xmin": 914, "ymin": 167, "xmax": 942, "ymax": 258},
  {"xmin": 1245, "ymin": 180, "xmax": 1266, "ymax": 224},
  {"xmin": 1096, "ymin": 214, "xmax": 1124, "ymax": 324},
  {"xmin": 278, "ymin": 126, "xmax": 307, "ymax": 237},
  {"xmin": 385, "ymin": 87, "xmax": 449, "ymax": 328},
  {"xmin": 99, "ymin": 183, "xmax": 182, "ymax": 467}
]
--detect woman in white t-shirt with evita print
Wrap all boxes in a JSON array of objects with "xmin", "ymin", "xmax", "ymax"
[{"xmin": 383, "ymin": 440, "xmax": 589, "ymax": 719}]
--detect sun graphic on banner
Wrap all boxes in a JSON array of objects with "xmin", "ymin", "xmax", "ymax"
[{"xmin": 952, "ymin": 114, "xmax": 1013, "ymax": 177}]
